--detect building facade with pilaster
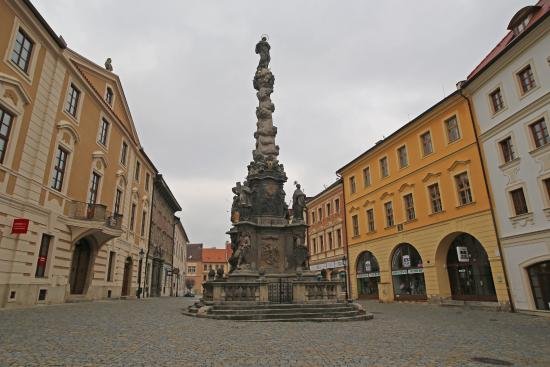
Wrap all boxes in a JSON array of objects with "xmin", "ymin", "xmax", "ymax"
[{"xmin": 463, "ymin": 1, "xmax": 550, "ymax": 312}]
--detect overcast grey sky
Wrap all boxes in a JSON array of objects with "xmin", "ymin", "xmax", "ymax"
[{"xmin": 34, "ymin": 0, "xmax": 527, "ymax": 247}]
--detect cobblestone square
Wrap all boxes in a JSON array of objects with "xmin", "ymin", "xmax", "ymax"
[{"xmin": 1, "ymin": 298, "xmax": 549, "ymax": 366}]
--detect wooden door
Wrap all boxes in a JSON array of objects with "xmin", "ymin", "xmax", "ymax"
[{"xmin": 70, "ymin": 240, "xmax": 91, "ymax": 294}]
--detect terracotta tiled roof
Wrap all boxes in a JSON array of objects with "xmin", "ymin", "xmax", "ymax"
[
  {"xmin": 467, "ymin": 0, "xmax": 549, "ymax": 80},
  {"xmin": 202, "ymin": 247, "xmax": 228, "ymax": 263}
]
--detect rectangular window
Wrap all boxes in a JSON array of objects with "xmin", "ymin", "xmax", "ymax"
[
  {"xmin": 319, "ymin": 235, "xmax": 324, "ymax": 252},
  {"xmin": 349, "ymin": 176, "xmax": 356, "ymax": 194},
  {"xmin": 107, "ymin": 251, "xmax": 115, "ymax": 282},
  {"xmin": 0, "ymin": 107, "xmax": 14, "ymax": 163},
  {"xmin": 403, "ymin": 193, "xmax": 415, "ymax": 221},
  {"xmin": 145, "ymin": 172, "xmax": 150, "ymax": 191},
  {"xmin": 318, "ymin": 207, "xmax": 323, "ymax": 221},
  {"xmin": 352, "ymin": 215, "xmax": 359, "ymax": 237},
  {"xmin": 98, "ymin": 118, "xmax": 109, "ymax": 146},
  {"xmin": 544, "ymin": 178, "xmax": 550, "ymax": 202},
  {"xmin": 88, "ymin": 172, "xmax": 101, "ymax": 204},
  {"xmin": 121, "ymin": 142, "xmax": 128, "ymax": 165},
  {"xmin": 530, "ymin": 119, "xmax": 550, "ymax": 148},
  {"xmin": 10, "ymin": 28, "xmax": 34, "ymax": 72},
  {"xmin": 130, "ymin": 203, "xmax": 136, "ymax": 231},
  {"xmin": 510, "ymin": 188, "xmax": 528, "ymax": 216},
  {"xmin": 140, "ymin": 211, "xmax": 147, "ymax": 236},
  {"xmin": 366, "ymin": 208, "xmax": 375, "ymax": 232},
  {"xmin": 445, "ymin": 115, "xmax": 460, "ymax": 143},
  {"xmin": 65, "ymin": 83, "xmax": 81, "ymax": 117},
  {"xmin": 380, "ymin": 157, "xmax": 389, "ymax": 178},
  {"xmin": 312, "ymin": 238, "xmax": 316, "ymax": 253},
  {"xmin": 188, "ymin": 266, "xmax": 195, "ymax": 273},
  {"xmin": 420, "ymin": 131, "xmax": 433, "ymax": 156},
  {"xmin": 134, "ymin": 161, "xmax": 141, "ymax": 181},
  {"xmin": 490, "ymin": 88, "xmax": 505, "ymax": 113},
  {"xmin": 428, "ymin": 183, "xmax": 443, "ymax": 213},
  {"xmin": 105, "ymin": 88, "xmax": 113, "ymax": 105},
  {"xmin": 114, "ymin": 189, "xmax": 122, "ymax": 215},
  {"xmin": 517, "ymin": 65, "xmax": 536, "ymax": 94},
  {"xmin": 336, "ymin": 229, "xmax": 342, "ymax": 247},
  {"xmin": 384, "ymin": 201, "xmax": 394, "ymax": 227},
  {"xmin": 328, "ymin": 232, "xmax": 333, "ymax": 250},
  {"xmin": 363, "ymin": 167, "xmax": 371, "ymax": 187},
  {"xmin": 397, "ymin": 146, "xmax": 408, "ymax": 168},
  {"xmin": 335, "ymin": 198, "xmax": 340, "ymax": 213},
  {"xmin": 326, "ymin": 202, "xmax": 331, "ymax": 215},
  {"xmin": 499, "ymin": 137, "xmax": 515, "ymax": 163},
  {"xmin": 455, "ymin": 172, "xmax": 473, "ymax": 205},
  {"xmin": 310, "ymin": 211, "xmax": 316, "ymax": 223},
  {"xmin": 35, "ymin": 234, "xmax": 52, "ymax": 278},
  {"xmin": 51, "ymin": 146, "xmax": 68, "ymax": 191},
  {"xmin": 204, "ymin": 264, "xmax": 207, "ymax": 271}
]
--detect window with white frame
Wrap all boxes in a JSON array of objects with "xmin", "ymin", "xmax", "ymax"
[
  {"xmin": 65, "ymin": 83, "xmax": 80, "ymax": 118},
  {"xmin": 420, "ymin": 131, "xmax": 433, "ymax": 156},
  {"xmin": 363, "ymin": 166, "xmax": 371, "ymax": 187},
  {"xmin": 489, "ymin": 88, "xmax": 505, "ymax": 113},
  {"xmin": 403, "ymin": 193, "xmax": 415, "ymax": 221},
  {"xmin": 352, "ymin": 214, "xmax": 359, "ymax": 237},
  {"xmin": 349, "ymin": 176, "xmax": 356, "ymax": 194},
  {"xmin": 428, "ymin": 183, "xmax": 443, "ymax": 213},
  {"xmin": 384, "ymin": 201, "xmax": 394, "ymax": 227},
  {"xmin": 380, "ymin": 157, "xmax": 389, "ymax": 178},
  {"xmin": 455, "ymin": 172, "xmax": 473, "ymax": 205},
  {"xmin": 10, "ymin": 28, "xmax": 34, "ymax": 73},
  {"xmin": 51, "ymin": 146, "xmax": 68, "ymax": 191},
  {"xmin": 445, "ymin": 115, "xmax": 460, "ymax": 143},
  {"xmin": 517, "ymin": 65, "xmax": 536, "ymax": 94},
  {"xmin": 366, "ymin": 208, "xmax": 375, "ymax": 232},
  {"xmin": 397, "ymin": 146, "xmax": 408, "ymax": 168},
  {"xmin": 98, "ymin": 118, "xmax": 109, "ymax": 146},
  {"xmin": 0, "ymin": 106, "xmax": 14, "ymax": 164}
]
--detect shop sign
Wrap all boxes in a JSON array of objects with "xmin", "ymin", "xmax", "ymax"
[
  {"xmin": 402, "ymin": 255, "xmax": 411, "ymax": 268},
  {"xmin": 407, "ymin": 268, "xmax": 423, "ymax": 274},
  {"xmin": 392, "ymin": 270, "xmax": 408, "ymax": 276},
  {"xmin": 357, "ymin": 271, "xmax": 380, "ymax": 279},
  {"xmin": 456, "ymin": 246, "xmax": 469, "ymax": 262},
  {"xmin": 357, "ymin": 273, "xmax": 370, "ymax": 279},
  {"xmin": 326, "ymin": 261, "xmax": 335, "ymax": 269},
  {"xmin": 367, "ymin": 272, "xmax": 380, "ymax": 278},
  {"xmin": 11, "ymin": 218, "xmax": 29, "ymax": 234},
  {"xmin": 364, "ymin": 260, "xmax": 372, "ymax": 272},
  {"xmin": 334, "ymin": 260, "xmax": 344, "ymax": 268}
]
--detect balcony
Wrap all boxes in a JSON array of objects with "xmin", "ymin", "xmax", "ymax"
[{"xmin": 65, "ymin": 201, "xmax": 123, "ymax": 244}]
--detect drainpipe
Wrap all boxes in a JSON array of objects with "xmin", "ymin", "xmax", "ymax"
[
  {"xmin": 459, "ymin": 91, "xmax": 515, "ymax": 312},
  {"xmin": 337, "ymin": 173, "xmax": 352, "ymax": 302}
]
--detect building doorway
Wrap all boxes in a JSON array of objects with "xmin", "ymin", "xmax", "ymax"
[
  {"xmin": 356, "ymin": 251, "xmax": 380, "ymax": 299},
  {"xmin": 391, "ymin": 243, "xmax": 427, "ymax": 301},
  {"xmin": 69, "ymin": 238, "xmax": 92, "ymax": 294},
  {"xmin": 121, "ymin": 256, "xmax": 133, "ymax": 297},
  {"xmin": 446, "ymin": 233, "xmax": 496, "ymax": 301},
  {"xmin": 528, "ymin": 261, "xmax": 550, "ymax": 310},
  {"xmin": 150, "ymin": 258, "xmax": 163, "ymax": 297}
]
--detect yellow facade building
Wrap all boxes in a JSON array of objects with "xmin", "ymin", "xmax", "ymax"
[
  {"xmin": 0, "ymin": 0, "xmax": 157, "ymax": 307},
  {"xmin": 337, "ymin": 91, "xmax": 511, "ymax": 309}
]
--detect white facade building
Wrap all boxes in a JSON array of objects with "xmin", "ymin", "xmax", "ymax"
[{"xmin": 464, "ymin": 2, "xmax": 550, "ymax": 312}]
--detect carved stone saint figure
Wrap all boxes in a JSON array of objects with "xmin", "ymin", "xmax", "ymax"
[
  {"xmin": 292, "ymin": 183, "xmax": 306, "ymax": 221},
  {"xmin": 255, "ymin": 37, "xmax": 271, "ymax": 69},
  {"xmin": 235, "ymin": 232, "xmax": 251, "ymax": 270},
  {"xmin": 104, "ymin": 58, "xmax": 113, "ymax": 71}
]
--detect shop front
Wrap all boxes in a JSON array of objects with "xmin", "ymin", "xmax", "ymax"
[
  {"xmin": 391, "ymin": 243, "xmax": 427, "ymax": 301},
  {"xmin": 528, "ymin": 260, "xmax": 550, "ymax": 311},
  {"xmin": 446, "ymin": 233, "xmax": 497, "ymax": 302},
  {"xmin": 356, "ymin": 251, "xmax": 380, "ymax": 299}
]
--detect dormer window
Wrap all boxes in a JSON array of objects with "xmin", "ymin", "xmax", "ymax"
[
  {"xmin": 507, "ymin": 5, "xmax": 540, "ymax": 36},
  {"xmin": 105, "ymin": 87, "xmax": 114, "ymax": 105},
  {"xmin": 514, "ymin": 15, "xmax": 531, "ymax": 35}
]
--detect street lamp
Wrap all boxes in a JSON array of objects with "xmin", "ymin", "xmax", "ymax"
[{"xmin": 137, "ymin": 248, "xmax": 145, "ymax": 298}]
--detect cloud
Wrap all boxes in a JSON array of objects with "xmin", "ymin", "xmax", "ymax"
[{"xmin": 32, "ymin": 0, "xmax": 526, "ymax": 246}]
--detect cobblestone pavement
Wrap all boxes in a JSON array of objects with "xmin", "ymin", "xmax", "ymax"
[{"xmin": 1, "ymin": 298, "xmax": 549, "ymax": 367}]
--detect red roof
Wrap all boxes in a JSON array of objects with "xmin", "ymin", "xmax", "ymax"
[
  {"xmin": 467, "ymin": 0, "xmax": 549, "ymax": 80},
  {"xmin": 202, "ymin": 247, "xmax": 228, "ymax": 263}
]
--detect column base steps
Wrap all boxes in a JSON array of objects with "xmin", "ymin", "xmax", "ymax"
[{"xmin": 183, "ymin": 302, "xmax": 373, "ymax": 322}]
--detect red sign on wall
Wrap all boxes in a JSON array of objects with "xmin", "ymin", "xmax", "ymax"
[{"xmin": 11, "ymin": 218, "xmax": 29, "ymax": 234}]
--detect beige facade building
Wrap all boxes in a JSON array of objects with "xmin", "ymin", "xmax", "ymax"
[
  {"xmin": 0, "ymin": 0, "xmax": 164, "ymax": 307},
  {"xmin": 172, "ymin": 216, "xmax": 188, "ymax": 297}
]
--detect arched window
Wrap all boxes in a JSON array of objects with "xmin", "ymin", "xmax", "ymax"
[
  {"xmin": 391, "ymin": 243, "xmax": 426, "ymax": 300},
  {"xmin": 356, "ymin": 251, "xmax": 380, "ymax": 299}
]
